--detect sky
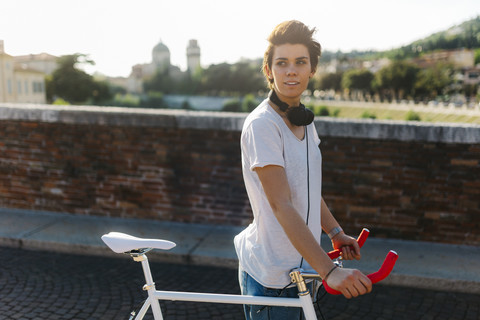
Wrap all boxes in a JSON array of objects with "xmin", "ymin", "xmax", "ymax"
[{"xmin": 1, "ymin": 0, "xmax": 479, "ymax": 78}]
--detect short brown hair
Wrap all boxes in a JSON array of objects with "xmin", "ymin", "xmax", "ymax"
[{"xmin": 262, "ymin": 20, "xmax": 321, "ymax": 89}]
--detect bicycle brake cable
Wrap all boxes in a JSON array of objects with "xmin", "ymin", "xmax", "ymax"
[{"xmin": 128, "ymin": 298, "xmax": 145, "ymax": 320}]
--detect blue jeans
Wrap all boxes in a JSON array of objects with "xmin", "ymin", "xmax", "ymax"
[{"xmin": 238, "ymin": 266, "xmax": 313, "ymax": 320}]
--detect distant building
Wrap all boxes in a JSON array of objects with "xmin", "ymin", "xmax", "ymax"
[
  {"xmin": 462, "ymin": 67, "xmax": 480, "ymax": 86},
  {"xmin": 362, "ymin": 58, "xmax": 391, "ymax": 73},
  {"xmin": 186, "ymin": 39, "xmax": 201, "ymax": 74},
  {"xmin": 413, "ymin": 49, "xmax": 475, "ymax": 69},
  {"xmin": 14, "ymin": 52, "xmax": 58, "ymax": 75},
  {"xmin": 0, "ymin": 40, "xmax": 47, "ymax": 103},
  {"xmin": 412, "ymin": 48, "xmax": 479, "ymax": 92},
  {"xmin": 152, "ymin": 41, "xmax": 171, "ymax": 72},
  {"xmin": 126, "ymin": 64, "xmax": 145, "ymax": 94},
  {"xmin": 126, "ymin": 39, "xmax": 201, "ymax": 94},
  {"xmin": 318, "ymin": 58, "xmax": 364, "ymax": 74}
]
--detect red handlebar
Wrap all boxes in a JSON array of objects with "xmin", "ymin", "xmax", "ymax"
[
  {"xmin": 323, "ymin": 228, "xmax": 398, "ymax": 295},
  {"xmin": 327, "ymin": 228, "xmax": 370, "ymax": 260},
  {"xmin": 323, "ymin": 250, "xmax": 398, "ymax": 295}
]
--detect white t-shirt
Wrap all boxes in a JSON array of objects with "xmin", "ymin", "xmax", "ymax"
[{"xmin": 234, "ymin": 99, "xmax": 323, "ymax": 288}]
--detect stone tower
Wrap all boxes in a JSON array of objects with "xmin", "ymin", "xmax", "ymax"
[{"xmin": 186, "ymin": 39, "xmax": 201, "ymax": 74}]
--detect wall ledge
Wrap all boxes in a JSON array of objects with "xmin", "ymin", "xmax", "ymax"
[
  {"xmin": 1, "ymin": 103, "xmax": 479, "ymax": 144},
  {"xmin": 314, "ymin": 117, "xmax": 480, "ymax": 144}
]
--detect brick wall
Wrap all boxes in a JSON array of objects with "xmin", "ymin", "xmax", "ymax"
[
  {"xmin": 321, "ymin": 137, "xmax": 479, "ymax": 245},
  {"xmin": 1, "ymin": 104, "xmax": 479, "ymax": 245}
]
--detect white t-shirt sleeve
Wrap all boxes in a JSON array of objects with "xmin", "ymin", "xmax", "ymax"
[{"xmin": 242, "ymin": 117, "xmax": 284, "ymax": 171}]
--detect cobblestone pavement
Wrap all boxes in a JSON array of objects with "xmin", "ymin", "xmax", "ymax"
[{"xmin": 1, "ymin": 246, "xmax": 479, "ymax": 320}]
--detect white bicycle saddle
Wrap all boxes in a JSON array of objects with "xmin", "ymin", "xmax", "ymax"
[{"xmin": 101, "ymin": 232, "xmax": 176, "ymax": 253}]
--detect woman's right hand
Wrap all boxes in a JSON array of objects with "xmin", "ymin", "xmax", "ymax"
[{"xmin": 325, "ymin": 267, "xmax": 372, "ymax": 299}]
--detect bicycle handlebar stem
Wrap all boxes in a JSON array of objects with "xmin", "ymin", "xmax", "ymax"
[{"xmin": 289, "ymin": 269, "xmax": 310, "ymax": 296}]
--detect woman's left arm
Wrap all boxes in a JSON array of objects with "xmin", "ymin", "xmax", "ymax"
[{"xmin": 321, "ymin": 197, "xmax": 361, "ymax": 260}]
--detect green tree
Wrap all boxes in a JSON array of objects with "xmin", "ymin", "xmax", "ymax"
[
  {"xmin": 360, "ymin": 110, "xmax": 376, "ymax": 119},
  {"xmin": 52, "ymin": 97, "xmax": 70, "ymax": 105},
  {"xmin": 112, "ymin": 93, "xmax": 141, "ymax": 108},
  {"xmin": 374, "ymin": 61, "xmax": 419, "ymax": 101},
  {"xmin": 342, "ymin": 69, "xmax": 374, "ymax": 100},
  {"xmin": 181, "ymin": 100, "xmax": 192, "ymax": 110},
  {"xmin": 317, "ymin": 72, "xmax": 343, "ymax": 92},
  {"xmin": 199, "ymin": 61, "xmax": 264, "ymax": 95},
  {"xmin": 406, "ymin": 110, "xmax": 421, "ymax": 121},
  {"xmin": 314, "ymin": 105, "xmax": 330, "ymax": 116},
  {"xmin": 47, "ymin": 54, "xmax": 106, "ymax": 104},
  {"xmin": 91, "ymin": 80, "xmax": 112, "ymax": 105},
  {"xmin": 231, "ymin": 62, "xmax": 265, "ymax": 94},
  {"xmin": 178, "ymin": 73, "xmax": 201, "ymax": 95},
  {"xmin": 140, "ymin": 91, "xmax": 165, "ymax": 108},
  {"xmin": 200, "ymin": 63, "xmax": 233, "ymax": 95},
  {"xmin": 241, "ymin": 94, "xmax": 259, "ymax": 112},
  {"xmin": 222, "ymin": 98, "xmax": 242, "ymax": 112},
  {"xmin": 143, "ymin": 68, "xmax": 177, "ymax": 94},
  {"xmin": 474, "ymin": 48, "xmax": 480, "ymax": 65},
  {"xmin": 414, "ymin": 62, "xmax": 453, "ymax": 100}
]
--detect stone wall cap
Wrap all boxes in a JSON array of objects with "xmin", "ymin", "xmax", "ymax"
[
  {"xmin": 314, "ymin": 117, "xmax": 480, "ymax": 144},
  {"xmin": 1, "ymin": 103, "xmax": 479, "ymax": 143}
]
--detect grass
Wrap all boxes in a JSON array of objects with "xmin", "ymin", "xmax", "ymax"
[{"xmin": 312, "ymin": 104, "xmax": 480, "ymax": 124}]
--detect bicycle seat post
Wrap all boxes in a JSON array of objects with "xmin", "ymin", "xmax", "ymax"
[{"xmin": 129, "ymin": 250, "xmax": 164, "ymax": 320}]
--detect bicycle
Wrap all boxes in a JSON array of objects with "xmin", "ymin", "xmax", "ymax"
[{"xmin": 101, "ymin": 228, "xmax": 398, "ymax": 320}]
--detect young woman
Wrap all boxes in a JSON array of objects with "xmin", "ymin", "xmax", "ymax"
[{"xmin": 234, "ymin": 20, "xmax": 372, "ymax": 320}]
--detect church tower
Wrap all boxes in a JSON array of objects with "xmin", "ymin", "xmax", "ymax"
[{"xmin": 186, "ymin": 39, "xmax": 201, "ymax": 74}]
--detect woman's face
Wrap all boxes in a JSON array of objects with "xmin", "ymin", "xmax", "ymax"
[{"xmin": 267, "ymin": 43, "xmax": 313, "ymax": 106}]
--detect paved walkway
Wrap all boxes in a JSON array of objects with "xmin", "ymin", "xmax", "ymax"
[
  {"xmin": 1, "ymin": 208, "xmax": 479, "ymax": 295},
  {"xmin": 2, "ymin": 246, "xmax": 479, "ymax": 320}
]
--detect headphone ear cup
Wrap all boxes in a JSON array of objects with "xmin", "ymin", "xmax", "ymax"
[
  {"xmin": 269, "ymin": 90, "xmax": 314, "ymax": 126},
  {"xmin": 304, "ymin": 108, "xmax": 315, "ymax": 125},
  {"xmin": 286, "ymin": 105, "xmax": 314, "ymax": 126}
]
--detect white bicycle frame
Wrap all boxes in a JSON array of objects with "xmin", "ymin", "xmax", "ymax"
[
  {"xmin": 102, "ymin": 229, "xmax": 397, "ymax": 320},
  {"xmin": 129, "ymin": 249, "xmax": 319, "ymax": 320}
]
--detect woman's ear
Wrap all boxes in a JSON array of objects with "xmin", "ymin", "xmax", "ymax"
[{"xmin": 265, "ymin": 65, "xmax": 273, "ymax": 80}]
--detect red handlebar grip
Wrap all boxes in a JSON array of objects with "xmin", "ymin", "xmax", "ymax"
[
  {"xmin": 356, "ymin": 228, "xmax": 370, "ymax": 248},
  {"xmin": 323, "ymin": 250, "xmax": 398, "ymax": 295},
  {"xmin": 366, "ymin": 250, "xmax": 398, "ymax": 283},
  {"xmin": 327, "ymin": 228, "xmax": 370, "ymax": 260}
]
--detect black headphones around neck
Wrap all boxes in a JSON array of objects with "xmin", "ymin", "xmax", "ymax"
[{"xmin": 268, "ymin": 90, "xmax": 314, "ymax": 126}]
